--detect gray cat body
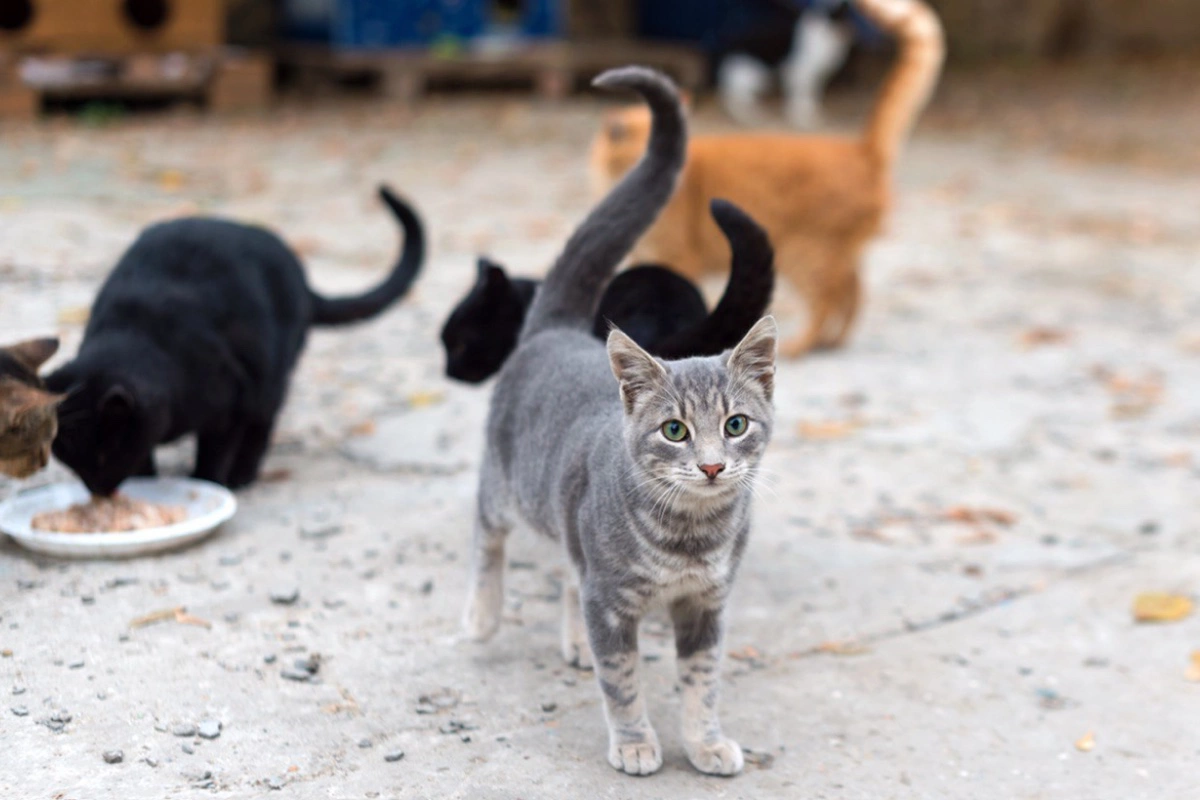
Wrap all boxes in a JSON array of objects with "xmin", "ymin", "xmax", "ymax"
[{"xmin": 463, "ymin": 66, "xmax": 778, "ymax": 778}]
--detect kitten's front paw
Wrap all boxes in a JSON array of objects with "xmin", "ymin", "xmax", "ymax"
[
  {"xmin": 608, "ymin": 735, "xmax": 662, "ymax": 776},
  {"xmin": 685, "ymin": 737, "xmax": 744, "ymax": 776},
  {"xmin": 461, "ymin": 592, "xmax": 501, "ymax": 642}
]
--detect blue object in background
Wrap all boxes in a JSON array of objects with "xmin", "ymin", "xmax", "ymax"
[
  {"xmin": 638, "ymin": 0, "xmax": 882, "ymax": 55},
  {"xmin": 283, "ymin": 0, "xmax": 561, "ymax": 49}
]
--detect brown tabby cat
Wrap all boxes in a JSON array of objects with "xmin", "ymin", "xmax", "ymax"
[
  {"xmin": 0, "ymin": 338, "xmax": 62, "ymax": 479},
  {"xmin": 589, "ymin": 0, "xmax": 944, "ymax": 357}
]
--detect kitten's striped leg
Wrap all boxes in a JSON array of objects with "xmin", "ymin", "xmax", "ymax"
[
  {"xmin": 672, "ymin": 601, "xmax": 743, "ymax": 776},
  {"xmin": 561, "ymin": 580, "xmax": 594, "ymax": 670},
  {"xmin": 462, "ymin": 511, "xmax": 508, "ymax": 642},
  {"xmin": 584, "ymin": 593, "xmax": 661, "ymax": 775}
]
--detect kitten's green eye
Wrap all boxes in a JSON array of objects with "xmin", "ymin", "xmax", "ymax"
[
  {"xmin": 661, "ymin": 420, "xmax": 689, "ymax": 442},
  {"xmin": 724, "ymin": 414, "xmax": 748, "ymax": 437}
]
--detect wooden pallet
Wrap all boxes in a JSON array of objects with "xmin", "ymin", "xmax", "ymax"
[
  {"xmin": 279, "ymin": 40, "xmax": 706, "ymax": 103},
  {"xmin": 0, "ymin": 48, "xmax": 272, "ymax": 118}
]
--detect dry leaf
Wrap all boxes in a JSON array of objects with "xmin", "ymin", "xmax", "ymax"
[
  {"xmin": 347, "ymin": 420, "xmax": 376, "ymax": 437},
  {"xmin": 1019, "ymin": 326, "xmax": 1071, "ymax": 349},
  {"xmin": 158, "ymin": 169, "xmax": 186, "ymax": 192},
  {"xmin": 817, "ymin": 640, "xmax": 870, "ymax": 656},
  {"xmin": 1186, "ymin": 651, "xmax": 1200, "ymax": 683},
  {"xmin": 942, "ymin": 506, "xmax": 1017, "ymax": 526},
  {"xmin": 408, "ymin": 390, "xmax": 444, "ymax": 409},
  {"xmin": 57, "ymin": 305, "xmax": 90, "ymax": 325},
  {"xmin": 797, "ymin": 420, "xmax": 859, "ymax": 440},
  {"xmin": 1132, "ymin": 593, "xmax": 1194, "ymax": 623},
  {"xmin": 1074, "ymin": 731, "xmax": 1095, "ymax": 752},
  {"xmin": 129, "ymin": 606, "xmax": 184, "ymax": 628},
  {"xmin": 728, "ymin": 645, "xmax": 761, "ymax": 661}
]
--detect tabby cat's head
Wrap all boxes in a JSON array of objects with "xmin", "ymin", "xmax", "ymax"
[
  {"xmin": 608, "ymin": 316, "xmax": 777, "ymax": 508},
  {"xmin": 0, "ymin": 338, "xmax": 62, "ymax": 479},
  {"xmin": 441, "ymin": 257, "xmax": 534, "ymax": 384}
]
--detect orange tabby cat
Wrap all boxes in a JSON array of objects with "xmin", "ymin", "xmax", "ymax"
[
  {"xmin": 590, "ymin": 0, "xmax": 944, "ymax": 357},
  {"xmin": 0, "ymin": 338, "xmax": 62, "ymax": 479}
]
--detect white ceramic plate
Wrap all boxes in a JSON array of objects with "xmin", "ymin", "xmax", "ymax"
[{"xmin": 0, "ymin": 477, "xmax": 236, "ymax": 559}]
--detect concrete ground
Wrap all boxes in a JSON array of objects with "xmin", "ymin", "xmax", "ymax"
[{"xmin": 1, "ymin": 71, "xmax": 1199, "ymax": 799}]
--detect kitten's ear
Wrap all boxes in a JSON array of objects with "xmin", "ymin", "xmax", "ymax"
[
  {"xmin": 728, "ymin": 316, "xmax": 777, "ymax": 401},
  {"xmin": 99, "ymin": 385, "xmax": 135, "ymax": 419},
  {"xmin": 608, "ymin": 328, "xmax": 667, "ymax": 414},
  {"xmin": 5, "ymin": 338, "xmax": 59, "ymax": 372}
]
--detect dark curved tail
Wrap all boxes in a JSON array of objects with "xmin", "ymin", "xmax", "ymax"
[
  {"xmin": 311, "ymin": 185, "xmax": 425, "ymax": 326},
  {"xmin": 521, "ymin": 66, "xmax": 687, "ymax": 340},
  {"xmin": 652, "ymin": 200, "xmax": 774, "ymax": 359}
]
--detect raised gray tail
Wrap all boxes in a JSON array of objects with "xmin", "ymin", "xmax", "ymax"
[
  {"xmin": 651, "ymin": 199, "xmax": 775, "ymax": 360},
  {"xmin": 311, "ymin": 185, "xmax": 425, "ymax": 326},
  {"xmin": 521, "ymin": 66, "xmax": 687, "ymax": 340}
]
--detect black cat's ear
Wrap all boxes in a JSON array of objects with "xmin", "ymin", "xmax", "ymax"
[
  {"xmin": 5, "ymin": 337, "xmax": 59, "ymax": 372},
  {"xmin": 481, "ymin": 265, "xmax": 510, "ymax": 295},
  {"xmin": 99, "ymin": 385, "xmax": 135, "ymax": 419}
]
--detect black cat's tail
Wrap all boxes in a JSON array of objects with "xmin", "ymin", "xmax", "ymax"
[
  {"xmin": 652, "ymin": 200, "xmax": 775, "ymax": 359},
  {"xmin": 521, "ymin": 66, "xmax": 687, "ymax": 340},
  {"xmin": 310, "ymin": 185, "xmax": 425, "ymax": 326}
]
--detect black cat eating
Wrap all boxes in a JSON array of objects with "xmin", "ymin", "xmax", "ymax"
[
  {"xmin": 46, "ymin": 186, "xmax": 424, "ymax": 495},
  {"xmin": 441, "ymin": 199, "xmax": 774, "ymax": 384}
]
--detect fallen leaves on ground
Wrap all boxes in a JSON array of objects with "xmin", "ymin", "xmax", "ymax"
[
  {"xmin": 1186, "ymin": 652, "xmax": 1200, "ymax": 683},
  {"xmin": 728, "ymin": 645, "xmax": 761, "ymax": 662},
  {"xmin": 129, "ymin": 606, "xmax": 212, "ymax": 629},
  {"xmin": 797, "ymin": 419, "xmax": 861, "ymax": 440},
  {"xmin": 1018, "ymin": 326, "xmax": 1072, "ymax": 349},
  {"xmin": 1132, "ymin": 592, "xmax": 1193, "ymax": 623},
  {"xmin": 942, "ymin": 506, "xmax": 1017, "ymax": 526},
  {"xmin": 158, "ymin": 169, "xmax": 186, "ymax": 192},
  {"xmin": 347, "ymin": 420, "xmax": 376, "ymax": 437},
  {"xmin": 1092, "ymin": 365, "xmax": 1164, "ymax": 419},
  {"xmin": 816, "ymin": 640, "xmax": 871, "ymax": 656},
  {"xmin": 407, "ymin": 390, "xmax": 444, "ymax": 409},
  {"xmin": 1075, "ymin": 731, "xmax": 1096, "ymax": 752}
]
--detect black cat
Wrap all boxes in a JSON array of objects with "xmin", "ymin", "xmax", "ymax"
[
  {"xmin": 46, "ymin": 186, "xmax": 424, "ymax": 496},
  {"xmin": 441, "ymin": 199, "xmax": 774, "ymax": 384}
]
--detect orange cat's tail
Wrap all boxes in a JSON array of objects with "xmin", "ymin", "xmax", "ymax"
[{"xmin": 856, "ymin": 0, "xmax": 945, "ymax": 168}]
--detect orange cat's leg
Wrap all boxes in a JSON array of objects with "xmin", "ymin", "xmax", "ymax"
[
  {"xmin": 821, "ymin": 268, "xmax": 863, "ymax": 349},
  {"xmin": 775, "ymin": 239, "xmax": 830, "ymax": 359}
]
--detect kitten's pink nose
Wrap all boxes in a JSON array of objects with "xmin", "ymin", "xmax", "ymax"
[{"xmin": 698, "ymin": 463, "xmax": 725, "ymax": 480}]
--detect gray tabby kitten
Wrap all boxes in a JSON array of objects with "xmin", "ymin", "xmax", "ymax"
[{"xmin": 462, "ymin": 66, "xmax": 777, "ymax": 777}]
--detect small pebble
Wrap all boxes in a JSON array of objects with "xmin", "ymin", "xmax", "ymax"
[
  {"xmin": 295, "ymin": 654, "xmax": 320, "ymax": 675},
  {"xmin": 68, "ymin": 660, "xmax": 85, "ymax": 670},
  {"xmin": 182, "ymin": 743, "xmax": 195, "ymax": 754},
  {"xmin": 264, "ymin": 653, "xmax": 277, "ymax": 664},
  {"xmin": 197, "ymin": 719, "xmax": 221, "ymax": 740},
  {"xmin": 12, "ymin": 705, "xmax": 28, "ymax": 717},
  {"xmin": 12, "ymin": 686, "xmax": 26, "ymax": 695},
  {"xmin": 143, "ymin": 757, "xmax": 159, "ymax": 768},
  {"xmin": 81, "ymin": 595, "xmax": 95, "ymax": 605},
  {"xmin": 267, "ymin": 776, "xmax": 284, "ymax": 790},
  {"xmin": 224, "ymin": 612, "xmax": 239, "ymax": 623},
  {"xmin": 541, "ymin": 702, "xmax": 557, "ymax": 713},
  {"xmin": 280, "ymin": 667, "xmax": 312, "ymax": 682},
  {"xmin": 270, "ymin": 588, "xmax": 300, "ymax": 605},
  {"xmin": 384, "ymin": 750, "xmax": 404, "ymax": 763},
  {"xmin": 103, "ymin": 750, "xmax": 123, "ymax": 764},
  {"xmin": 173, "ymin": 723, "xmax": 197, "ymax": 737},
  {"xmin": 358, "ymin": 738, "xmax": 372, "ymax": 748}
]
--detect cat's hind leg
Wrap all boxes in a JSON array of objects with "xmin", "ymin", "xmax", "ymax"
[
  {"xmin": 672, "ymin": 600, "xmax": 743, "ymax": 776},
  {"xmin": 462, "ymin": 462, "xmax": 511, "ymax": 642},
  {"xmin": 227, "ymin": 417, "xmax": 276, "ymax": 489},
  {"xmin": 584, "ymin": 587, "xmax": 661, "ymax": 775},
  {"xmin": 561, "ymin": 578, "xmax": 594, "ymax": 670}
]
